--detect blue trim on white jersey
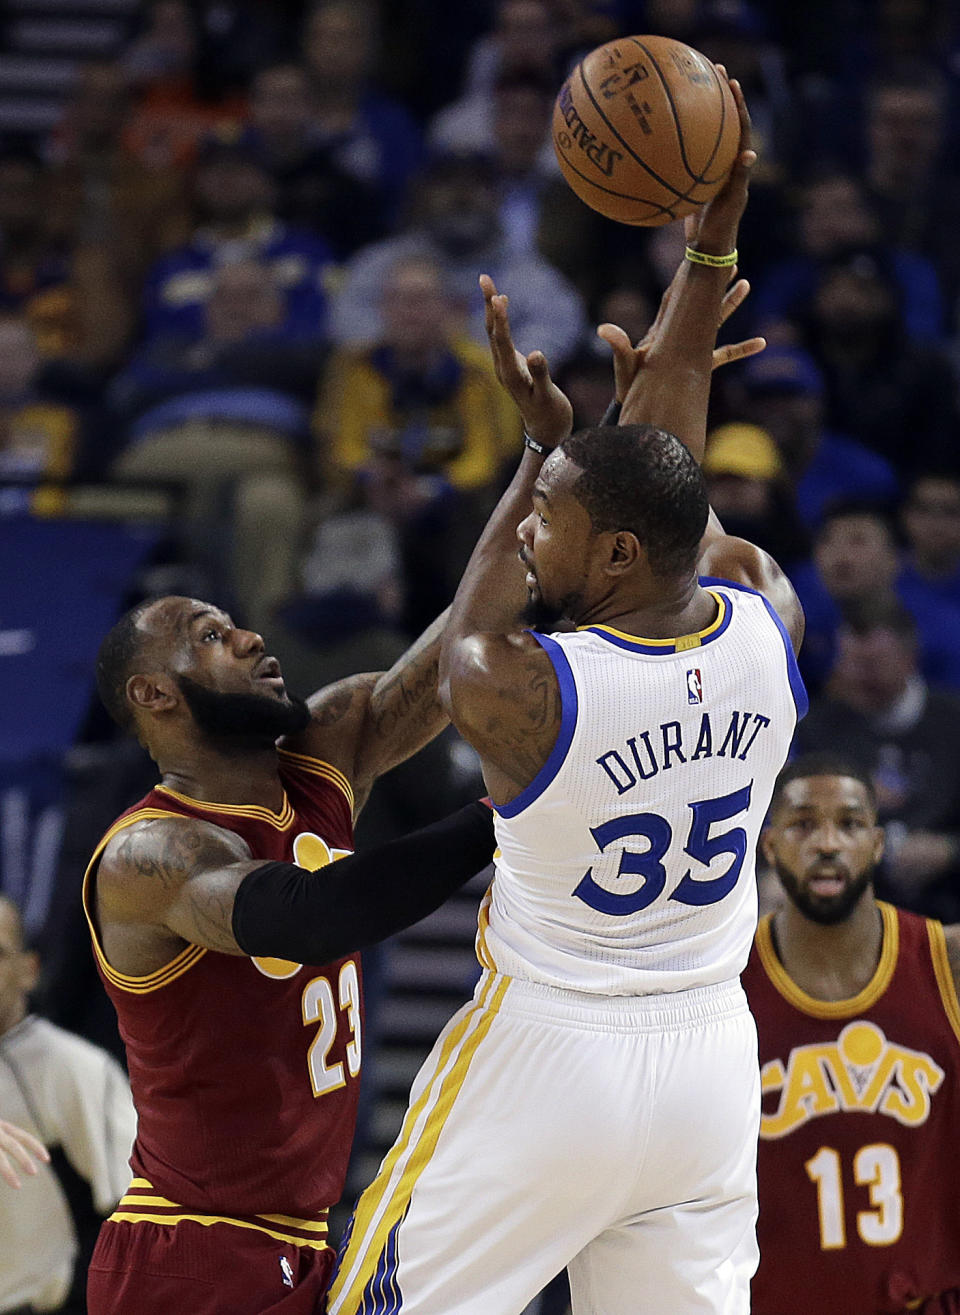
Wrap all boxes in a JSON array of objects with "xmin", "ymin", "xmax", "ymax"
[
  {"xmin": 493, "ymin": 631, "xmax": 578, "ymax": 819},
  {"xmin": 699, "ymin": 576, "xmax": 808, "ymax": 721}
]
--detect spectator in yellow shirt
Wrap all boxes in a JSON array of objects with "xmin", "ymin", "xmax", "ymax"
[{"xmin": 315, "ymin": 254, "xmax": 521, "ymax": 629}]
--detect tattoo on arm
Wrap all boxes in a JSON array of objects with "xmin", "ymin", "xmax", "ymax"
[
  {"xmin": 309, "ymin": 681, "xmax": 369, "ymax": 729},
  {"xmin": 175, "ymin": 868, "xmax": 249, "ymax": 955},
  {"xmin": 103, "ymin": 819, "xmax": 254, "ymax": 954},
  {"xmin": 457, "ymin": 646, "xmax": 562, "ymax": 785}
]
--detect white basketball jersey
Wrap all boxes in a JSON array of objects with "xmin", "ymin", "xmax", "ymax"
[{"xmin": 481, "ymin": 580, "xmax": 806, "ymax": 995}]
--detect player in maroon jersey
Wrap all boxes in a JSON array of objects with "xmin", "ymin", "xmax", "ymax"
[
  {"xmin": 744, "ymin": 752, "xmax": 960, "ymax": 1315},
  {"xmin": 81, "ymin": 595, "xmax": 496, "ymax": 1315}
]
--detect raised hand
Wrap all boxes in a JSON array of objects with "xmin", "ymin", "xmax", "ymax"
[
  {"xmin": 480, "ymin": 274, "xmax": 573, "ymax": 448},
  {"xmin": 0, "ymin": 1118, "xmax": 49, "ymax": 1189},
  {"xmin": 597, "ymin": 273, "xmax": 766, "ymax": 403}
]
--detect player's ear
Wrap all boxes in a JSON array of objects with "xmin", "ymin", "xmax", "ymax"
[
  {"xmin": 870, "ymin": 824, "xmax": 885, "ymax": 865},
  {"xmin": 127, "ymin": 672, "xmax": 178, "ymax": 715},
  {"xmin": 759, "ymin": 825, "xmax": 775, "ymax": 867},
  {"xmin": 604, "ymin": 529, "xmax": 642, "ymax": 576},
  {"xmin": 17, "ymin": 950, "xmax": 40, "ymax": 996}
]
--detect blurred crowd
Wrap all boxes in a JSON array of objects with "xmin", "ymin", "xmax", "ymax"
[{"xmin": 4, "ymin": 0, "xmax": 960, "ymax": 1293}]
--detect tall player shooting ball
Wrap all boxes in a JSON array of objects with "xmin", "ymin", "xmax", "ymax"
[{"xmin": 329, "ymin": 76, "xmax": 805, "ymax": 1315}]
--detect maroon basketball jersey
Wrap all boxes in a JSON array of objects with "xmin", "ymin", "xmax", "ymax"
[
  {"xmin": 83, "ymin": 748, "xmax": 361, "ymax": 1220},
  {"xmin": 743, "ymin": 903, "xmax": 960, "ymax": 1314}
]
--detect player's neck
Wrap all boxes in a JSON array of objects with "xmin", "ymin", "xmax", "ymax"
[
  {"xmin": 158, "ymin": 744, "xmax": 286, "ymax": 813},
  {"xmin": 772, "ymin": 896, "xmax": 884, "ymax": 1003},
  {"xmin": 583, "ymin": 576, "xmax": 713, "ymax": 640}
]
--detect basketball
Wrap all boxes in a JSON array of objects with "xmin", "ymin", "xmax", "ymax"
[{"xmin": 552, "ymin": 35, "xmax": 739, "ymax": 226}]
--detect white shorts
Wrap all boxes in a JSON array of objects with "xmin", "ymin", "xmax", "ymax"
[{"xmin": 328, "ymin": 971, "xmax": 760, "ymax": 1315}]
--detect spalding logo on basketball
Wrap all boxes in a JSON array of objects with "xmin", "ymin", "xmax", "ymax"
[
  {"xmin": 552, "ymin": 35, "xmax": 739, "ymax": 226},
  {"xmin": 252, "ymin": 831, "xmax": 353, "ymax": 979}
]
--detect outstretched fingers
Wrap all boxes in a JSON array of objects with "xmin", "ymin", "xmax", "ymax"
[
  {"xmin": 719, "ymin": 277, "xmax": 749, "ymax": 326},
  {"xmin": 712, "ymin": 336, "xmax": 766, "ymax": 372},
  {"xmin": 480, "ymin": 273, "xmax": 529, "ymax": 390}
]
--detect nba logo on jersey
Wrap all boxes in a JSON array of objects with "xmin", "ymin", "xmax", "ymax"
[
  {"xmin": 279, "ymin": 1257, "xmax": 295, "ymax": 1289},
  {"xmin": 686, "ymin": 668, "xmax": 703, "ymax": 704}
]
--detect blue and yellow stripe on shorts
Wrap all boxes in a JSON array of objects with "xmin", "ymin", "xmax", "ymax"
[{"xmin": 328, "ymin": 972, "xmax": 510, "ymax": 1313}]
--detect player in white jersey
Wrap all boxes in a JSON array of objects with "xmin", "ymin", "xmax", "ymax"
[{"xmin": 328, "ymin": 78, "xmax": 801, "ymax": 1315}]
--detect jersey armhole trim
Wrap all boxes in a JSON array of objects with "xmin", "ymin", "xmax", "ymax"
[
  {"xmin": 699, "ymin": 575, "xmax": 808, "ymax": 721},
  {"xmin": 277, "ymin": 748, "xmax": 355, "ymax": 813},
  {"xmin": 926, "ymin": 919, "xmax": 960, "ymax": 1049},
  {"xmin": 493, "ymin": 632, "xmax": 578, "ymax": 819},
  {"xmin": 82, "ymin": 810, "xmax": 208, "ymax": 994}
]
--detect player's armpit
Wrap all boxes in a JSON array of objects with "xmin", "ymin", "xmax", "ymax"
[
  {"xmin": 941, "ymin": 923, "xmax": 960, "ymax": 1000},
  {"xmin": 98, "ymin": 817, "xmax": 255, "ymax": 956},
  {"xmin": 441, "ymin": 631, "xmax": 562, "ymax": 802}
]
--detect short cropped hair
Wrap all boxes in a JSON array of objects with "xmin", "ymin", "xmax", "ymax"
[
  {"xmin": 561, "ymin": 424, "xmax": 709, "ymax": 577},
  {"xmin": 95, "ymin": 600, "xmax": 153, "ymax": 731},
  {"xmin": 770, "ymin": 752, "xmax": 877, "ymax": 815}
]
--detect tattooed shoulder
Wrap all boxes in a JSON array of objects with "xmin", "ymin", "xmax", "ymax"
[{"xmin": 100, "ymin": 817, "xmax": 250, "ymax": 917}]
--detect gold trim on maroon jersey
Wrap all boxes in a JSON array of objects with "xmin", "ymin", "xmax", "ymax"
[
  {"xmin": 927, "ymin": 920, "xmax": 960, "ymax": 1049},
  {"xmin": 154, "ymin": 784, "xmax": 296, "ymax": 830},
  {"xmin": 109, "ymin": 1178, "xmax": 332, "ymax": 1251},
  {"xmin": 756, "ymin": 902, "xmax": 899, "ymax": 1019},
  {"xmin": 277, "ymin": 748, "xmax": 355, "ymax": 813},
  {"xmin": 82, "ymin": 809, "xmax": 209, "ymax": 993}
]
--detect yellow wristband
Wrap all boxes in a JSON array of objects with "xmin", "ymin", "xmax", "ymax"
[{"xmin": 685, "ymin": 246, "xmax": 737, "ymax": 268}]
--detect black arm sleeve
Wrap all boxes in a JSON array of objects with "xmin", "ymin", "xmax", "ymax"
[{"xmin": 231, "ymin": 800, "xmax": 495, "ymax": 964}]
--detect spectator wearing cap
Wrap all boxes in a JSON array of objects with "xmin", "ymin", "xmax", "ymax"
[
  {"xmin": 738, "ymin": 343, "xmax": 898, "ymax": 530},
  {"xmin": 701, "ymin": 422, "xmax": 808, "ymax": 565},
  {"xmin": 803, "ymin": 246, "xmax": 958, "ymax": 472},
  {"xmin": 330, "ymin": 150, "xmax": 585, "ymax": 370},
  {"xmin": 788, "ymin": 502, "xmax": 960, "ymax": 696},
  {"xmin": 302, "ymin": 0, "xmax": 424, "ymax": 228},
  {"xmin": 899, "ymin": 472, "xmax": 960, "ymax": 615},
  {"xmin": 797, "ymin": 597, "xmax": 960, "ymax": 922},
  {"xmin": 141, "ymin": 133, "xmax": 334, "ymax": 347}
]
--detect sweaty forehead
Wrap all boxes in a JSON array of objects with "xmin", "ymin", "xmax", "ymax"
[{"xmin": 537, "ymin": 449, "xmax": 580, "ymax": 497}]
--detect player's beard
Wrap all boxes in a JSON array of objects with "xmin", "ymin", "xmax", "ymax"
[
  {"xmin": 176, "ymin": 675, "xmax": 311, "ymax": 748},
  {"xmin": 773, "ymin": 859, "xmax": 875, "ymax": 926},
  {"xmin": 521, "ymin": 584, "xmax": 583, "ymax": 632}
]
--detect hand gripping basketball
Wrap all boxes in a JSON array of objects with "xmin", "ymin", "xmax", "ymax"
[{"xmin": 685, "ymin": 70, "xmax": 756, "ymax": 259}]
